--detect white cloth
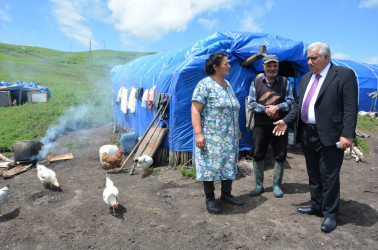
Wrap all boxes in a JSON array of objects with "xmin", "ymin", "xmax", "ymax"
[
  {"xmin": 141, "ymin": 89, "xmax": 149, "ymax": 108},
  {"xmin": 120, "ymin": 87, "xmax": 128, "ymax": 114},
  {"xmin": 149, "ymin": 85, "xmax": 156, "ymax": 101},
  {"xmin": 128, "ymin": 87, "xmax": 137, "ymax": 113},
  {"xmin": 302, "ymin": 63, "xmax": 331, "ymax": 124},
  {"xmin": 116, "ymin": 88, "xmax": 122, "ymax": 103}
]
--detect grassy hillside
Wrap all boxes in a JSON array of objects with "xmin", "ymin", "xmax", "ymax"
[{"xmin": 0, "ymin": 43, "xmax": 153, "ymax": 152}]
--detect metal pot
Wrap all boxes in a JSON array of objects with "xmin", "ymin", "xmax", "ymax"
[{"xmin": 13, "ymin": 140, "xmax": 43, "ymax": 161}]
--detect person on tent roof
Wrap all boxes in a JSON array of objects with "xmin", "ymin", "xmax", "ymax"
[{"xmin": 191, "ymin": 51, "xmax": 244, "ymax": 214}]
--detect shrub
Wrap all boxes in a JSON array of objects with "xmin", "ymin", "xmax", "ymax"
[
  {"xmin": 178, "ymin": 165, "xmax": 196, "ymax": 179},
  {"xmin": 353, "ymin": 136, "xmax": 369, "ymax": 156}
]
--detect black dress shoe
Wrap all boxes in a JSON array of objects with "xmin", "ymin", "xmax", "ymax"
[
  {"xmin": 321, "ymin": 218, "xmax": 337, "ymax": 233},
  {"xmin": 297, "ymin": 206, "xmax": 323, "ymax": 216},
  {"xmin": 220, "ymin": 194, "xmax": 245, "ymax": 206},
  {"xmin": 206, "ymin": 199, "xmax": 222, "ymax": 213}
]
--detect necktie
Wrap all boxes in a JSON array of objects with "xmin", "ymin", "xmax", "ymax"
[{"xmin": 301, "ymin": 74, "xmax": 321, "ymax": 123}]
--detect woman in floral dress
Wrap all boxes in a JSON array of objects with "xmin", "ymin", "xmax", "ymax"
[{"xmin": 191, "ymin": 52, "xmax": 245, "ymax": 213}]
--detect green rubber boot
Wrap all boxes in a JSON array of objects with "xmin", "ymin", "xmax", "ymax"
[
  {"xmin": 273, "ymin": 161, "xmax": 285, "ymax": 198},
  {"xmin": 250, "ymin": 160, "xmax": 264, "ymax": 196}
]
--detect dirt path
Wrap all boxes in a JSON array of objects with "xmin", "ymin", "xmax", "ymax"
[{"xmin": 0, "ymin": 123, "xmax": 377, "ymax": 249}]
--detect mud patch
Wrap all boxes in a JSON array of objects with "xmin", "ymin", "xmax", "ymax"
[
  {"xmin": 0, "ymin": 123, "xmax": 377, "ymax": 249},
  {"xmin": 28, "ymin": 191, "xmax": 61, "ymax": 206}
]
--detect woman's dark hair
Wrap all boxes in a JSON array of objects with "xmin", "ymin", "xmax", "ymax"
[{"xmin": 205, "ymin": 52, "xmax": 227, "ymax": 75}]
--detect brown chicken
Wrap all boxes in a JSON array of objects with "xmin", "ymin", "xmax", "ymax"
[{"xmin": 101, "ymin": 150, "xmax": 124, "ymax": 171}]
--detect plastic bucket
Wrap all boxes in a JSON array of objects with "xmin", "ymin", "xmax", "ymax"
[{"xmin": 120, "ymin": 132, "xmax": 138, "ymax": 154}]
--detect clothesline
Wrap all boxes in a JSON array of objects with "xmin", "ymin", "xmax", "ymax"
[{"xmin": 116, "ymin": 86, "xmax": 169, "ymax": 114}]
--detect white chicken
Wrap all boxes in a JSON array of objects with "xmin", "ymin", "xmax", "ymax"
[
  {"xmin": 36, "ymin": 164, "xmax": 62, "ymax": 191},
  {"xmin": 0, "ymin": 185, "xmax": 10, "ymax": 217},
  {"xmin": 136, "ymin": 155, "xmax": 153, "ymax": 175},
  {"xmin": 99, "ymin": 145, "xmax": 119, "ymax": 165},
  {"xmin": 103, "ymin": 174, "xmax": 119, "ymax": 216}
]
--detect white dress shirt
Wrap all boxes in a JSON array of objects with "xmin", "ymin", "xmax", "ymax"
[{"xmin": 302, "ymin": 62, "xmax": 331, "ymax": 124}]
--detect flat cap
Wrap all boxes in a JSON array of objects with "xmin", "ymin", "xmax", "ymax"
[{"xmin": 263, "ymin": 55, "xmax": 279, "ymax": 64}]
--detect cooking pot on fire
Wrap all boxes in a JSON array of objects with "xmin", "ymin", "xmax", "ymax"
[{"xmin": 13, "ymin": 140, "xmax": 43, "ymax": 161}]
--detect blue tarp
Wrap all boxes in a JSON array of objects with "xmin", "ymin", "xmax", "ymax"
[
  {"xmin": 330, "ymin": 59, "xmax": 378, "ymax": 112},
  {"xmin": 0, "ymin": 80, "xmax": 51, "ymax": 97},
  {"xmin": 110, "ymin": 32, "xmax": 378, "ymax": 152}
]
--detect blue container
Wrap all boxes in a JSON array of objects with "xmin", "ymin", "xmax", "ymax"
[{"xmin": 120, "ymin": 132, "xmax": 138, "ymax": 154}]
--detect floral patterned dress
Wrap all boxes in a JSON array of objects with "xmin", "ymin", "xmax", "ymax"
[{"xmin": 192, "ymin": 76, "xmax": 240, "ymax": 181}]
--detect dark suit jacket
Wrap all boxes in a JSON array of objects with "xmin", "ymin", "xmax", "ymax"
[{"xmin": 283, "ymin": 64, "xmax": 358, "ymax": 146}]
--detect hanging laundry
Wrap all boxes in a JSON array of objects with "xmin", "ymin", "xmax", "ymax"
[
  {"xmin": 147, "ymin": 89, "xmax": 152, "ymax": 111},
  {"xmin": 158, "ymin": 93, "xmax": 165, "ymax": 109},
  {"xmin": 134, "ymin": 87, "xmax": 140, "ymax": 100},
  {"xmin": 128, "ymin": 87, "xmax": 137, "ymax": 113},
  {"xmin": 149, "ymin": 85, "xmax": 156, "ymax": 102},
  {"xmin": 120, "ymin": 87, "xmax": 128, "ymax": 114},
  {"xmin": 135, "ymin": 87, "xmax": 144, "ymax": 100},
  {"xmin": 152, "ymin": 89, "xmax": 160, "ymax": 111},
  {"xmin": 116, "ymin": 87, "xmax": 123, "ymax": 104},
  {"xmin": 141, "ymin": 89, "xmax": 149, "ymax": 108}
]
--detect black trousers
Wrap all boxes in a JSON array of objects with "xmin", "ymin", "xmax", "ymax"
[
  {"xmin": 203, "ymin": 180, "xmax": 232, "ymax": 194},
  {"xmin": 253, "ymin": 124, "xmax": 288, "ymax": 162},
  {"xmin": 301, "ymin": 124, "xmax": 344, "ymax": 219}
]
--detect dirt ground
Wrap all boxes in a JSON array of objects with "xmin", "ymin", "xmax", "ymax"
[{"xmin": 0, "ymin": 123, "xmax": 377, "ymax": 249}]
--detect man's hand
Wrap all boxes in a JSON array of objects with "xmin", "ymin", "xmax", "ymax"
[
  {"xmin": 338, "ymin": 136, "xmax": 353, "ymax": 151},
  {"xmin": 266, "ymin": 105, "xmax": 279, "ymax": 120},
  {"xmin": 273, "ymin": 120, "xmax": 288, "ymax": 136},
  {"xmin": 271, "ymin": 112, "xmax": 280, "ymax": 120}
]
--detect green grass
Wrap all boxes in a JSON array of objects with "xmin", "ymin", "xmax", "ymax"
[
  {"xmin": 353, "ymin": 136, "xmax": 370, "ymax": 156},
  {"xmin": 109, "ymin": 136, "xmax": 122, "ymax": 147},
  {"xmin": 356, "ymin": 115, "xmax": 378, "ymax": 133},
  {"xmin": 354, "ymin": 115, "xmax": 377, "ymax": 156},
  {"xmin": 0, "ymin": 43, "xmax": 152, "ymax": 151},
  {"xmin": 1, "ymin": 152, "xmax": 12, "ymax": 158},
  {"xmin": 149, "ymin": 166, "xmax": 161, "ymax": 176},
  {"xmin": 178, "ymin": 165, "xmax": 196, "ymax": 179}
]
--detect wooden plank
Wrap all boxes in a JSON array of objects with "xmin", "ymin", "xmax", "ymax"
[
  {"xmin": 143, "ymin": 127, "xmax": 168, "ymax": 158},
  {"xmin": 0, "ymin": 153, "xmax": 12, "ymax": 162},
  {"xmin": 133, "ymin": 126, "xmax": 167, "ymax": 161},
  {"xmin": 0, "ymin": 162, "xmax": 10, "ymax": 168},
  {"xmin": 1, "ymin": 164, "xmax": 33, "ymax": 179},
  {"xmin": 47, "ymin": 153, "xmax": 74, "ymax": 162},
  {"xmin": 133, "ymin": 125, "xmax": 158, "ymax": 161}
]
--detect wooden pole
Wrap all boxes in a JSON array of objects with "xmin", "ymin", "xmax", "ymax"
[
  {"xmin": 117, "ymin": 104, "xmax": 165, "ymax": 172},
  {"xmin": 118, "ymin": 95, "xmax": 171, "ymax": 172},
  {"xmin": 129, "ymin": 94, "xmax": 172, "ymax": 174},
  {"xmin": 240, "ymin": 45, "xmax": 267, "ymax": 68}
]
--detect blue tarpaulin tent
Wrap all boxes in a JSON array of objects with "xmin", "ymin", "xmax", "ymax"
[
  {"xmin": 110, "ymin": 32, "xmax": 378, "ymax": 154},
  {"xmin": 0, "ymin": 80, "xmax": 51, "ymax": 106},
  {"xmin": 0, "ymin": 81, "xmax": 51, "ymax": 97}
]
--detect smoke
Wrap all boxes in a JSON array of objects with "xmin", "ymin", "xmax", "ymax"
[{"xmin": 37, "ymin": 104, "xmax": 93, "ymax": 159}]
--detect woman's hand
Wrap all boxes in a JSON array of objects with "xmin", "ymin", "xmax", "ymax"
[
  {"xmin": 195, "ymin": 133, "xmax": 206, "ymax": 150},
  {"xmin": 191, "ymin": 101, "xmax": 205, "ymax": 149},
  {"xmin": 238, "ymin": 129, "xmax": 242, "ymax": 140}
]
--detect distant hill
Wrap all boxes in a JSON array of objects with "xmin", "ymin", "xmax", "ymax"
[
  {"xmin": 0, "ymin": 43, "xmax": 154, "ymax": 152},
  {"xmin": 0, "ymin": 42, "xmax": 154, "ymax": 72}
]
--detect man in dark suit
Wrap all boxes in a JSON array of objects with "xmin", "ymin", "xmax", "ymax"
[{"xmin": 273, "ymin": 42, "xmax": 358, "ymax": 232}]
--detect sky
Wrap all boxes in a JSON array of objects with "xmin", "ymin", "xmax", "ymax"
[{"xmin": 1, "ymin": 0, "xmax": 378, "ymax": 64}]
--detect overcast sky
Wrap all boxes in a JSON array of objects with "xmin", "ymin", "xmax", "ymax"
[{"xmin": 1, "ymin": 0, "xmax": 377, "ymax": 63}]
